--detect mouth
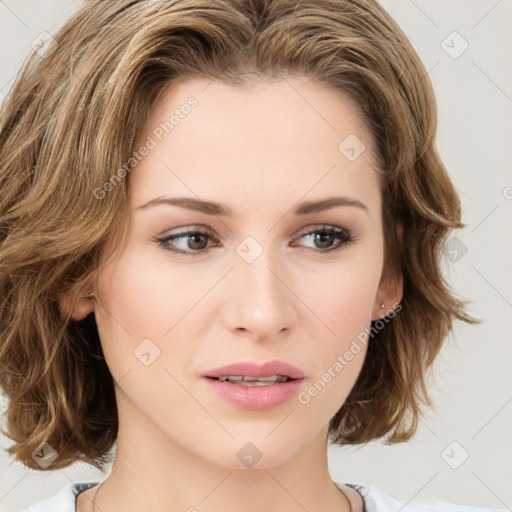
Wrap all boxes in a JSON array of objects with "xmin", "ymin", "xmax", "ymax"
[
  {"xmin": 203, "ymin": 375, "xmax": 304, "ymax": 410},
  {"xmin": 206, "ymin": 374, "xmax": 298, "ymax": 386},
  {"xmin": 202, "ymin": 360, "xmax": 305, "ymax": 410},
  {"xmin": 203, "ymin": 359, "xmax": 305, "ymax": 380}
]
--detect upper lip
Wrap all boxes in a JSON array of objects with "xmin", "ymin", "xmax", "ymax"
[{"xmin": 203, "ymin": 360, "xmax": 305, "ymax": 379}]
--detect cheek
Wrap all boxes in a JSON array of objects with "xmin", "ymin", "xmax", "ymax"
[
  {"xmin": 297, "ymin": 247, "xmax": 382, "ymax": 400},
  {"xmin": 296, "ymin": 269, "xmax": 378, "ymax": 416},
  {"xmin": 93, "ymin": 244, "xmax": 204, "ymax": 381},
  {"xmin": 93, "ymin": 249, "xmax": 161, "ymax": 377},
  {"xmin": 96, "ymin": 246, "xmax": 180, "ymax": 336},
  {"xmin": 301, "ymin": 252, "xmax": 382, "ymax": 338},
  {"xmin": 92, "ymin": 251, "xmax": 223, "ymax": 451},
  {"xmin": 310, "ymin": 272, "xmax": 374, "ymax": 371}
]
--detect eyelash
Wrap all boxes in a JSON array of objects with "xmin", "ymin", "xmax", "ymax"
[{"xmin": 154, "ymin": 225, "xmax": 357, "ymax": 257}]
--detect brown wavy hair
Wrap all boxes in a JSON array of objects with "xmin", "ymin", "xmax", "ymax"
[{"xmin": 0, "ymin": 0, "xmax": 478, "ymax": 471}]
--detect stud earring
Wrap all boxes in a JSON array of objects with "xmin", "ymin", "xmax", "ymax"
[
  {"xmin": 379, "ymin": 302, "xmax": 385, "ymax": 318},
  {"xmin": 86, "ymin": 293, "xmax": 95, "ymax": 299}
]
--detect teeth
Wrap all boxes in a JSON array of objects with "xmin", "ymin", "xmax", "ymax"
[{"xmin": 216, "ymin": 375, "xmax": 289, "ymax": 385}]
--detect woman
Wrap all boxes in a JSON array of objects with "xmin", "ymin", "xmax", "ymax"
[{"xmin": 0, "ymin": 1, "xmax": 504, "ymax": 511}]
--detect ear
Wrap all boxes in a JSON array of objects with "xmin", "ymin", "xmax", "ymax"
[
  {"xmin": 59, "ymin": 289, "xmax": 95, "ymax": 321},
  {"xmin": 371, "ymin": 223, "xmax": 403, "ymax": 321}
]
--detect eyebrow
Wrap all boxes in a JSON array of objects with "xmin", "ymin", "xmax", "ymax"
[{"xmin": 137, "ymin": 195, "xmax": 369, "ymax": 216}]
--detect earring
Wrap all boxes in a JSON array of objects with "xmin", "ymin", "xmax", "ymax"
[
  {"xmin": 379, "ymin": 302, "xmax": 385, "ymax": 318},
  {"xmin": 86, "ymin": 293, "xmax": 95, "ymax": 299}
]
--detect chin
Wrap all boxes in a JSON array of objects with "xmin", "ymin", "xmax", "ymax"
[{"xmin": 213, "ymin": 435, "xmax": 306, "ymax": 471}]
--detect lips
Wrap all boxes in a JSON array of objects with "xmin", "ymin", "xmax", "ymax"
[
  {"xmin": 202, "ymin": 360, "xmax": 305, "ymax": 410},
  {"xmin": 203, "ymin": 360, "xmax": 305, "ymax": 380}
]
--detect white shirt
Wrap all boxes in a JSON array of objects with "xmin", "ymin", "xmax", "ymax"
[{"xmin": 20, "ymin": 481, "xmax": 507, "ymax": 512}]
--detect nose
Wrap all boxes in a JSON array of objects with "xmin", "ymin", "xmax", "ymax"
[{"xmin": 221, "ymin": 245, "xmax": 298, "ymax": 342}]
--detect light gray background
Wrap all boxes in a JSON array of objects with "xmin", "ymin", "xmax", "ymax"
[{"xmin": 0, "ymin": 1, "xmax": 511, "ymax": 510}]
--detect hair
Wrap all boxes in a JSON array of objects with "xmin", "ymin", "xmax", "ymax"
[{"xmin": 0, "ymin": 0, "xmax": 479, "ymax": 471}]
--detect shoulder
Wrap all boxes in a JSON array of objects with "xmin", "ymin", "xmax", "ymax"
[
  {"xmin": 21, "ymin": 480, "xmax": 508, "ymax": 512},
  {"xmin": 21, "ymin": 482, "xmax": 99, "ymax": 512},
  {"xmin": 343, "ymin": 482, "xmax": 508, "ymax": 512}
]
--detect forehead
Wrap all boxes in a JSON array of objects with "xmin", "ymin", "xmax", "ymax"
[{"xmin": 129, "ymin": 76, "xmax": 381, "ymax": 216}]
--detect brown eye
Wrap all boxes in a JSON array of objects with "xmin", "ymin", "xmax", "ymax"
[
  {"xmin": 291, "ymin": 226, "xmax": 356, "ymax": 253},
  {"xmin": 156, "ymin": 229, "xmax": 216, "ymax": 256}
]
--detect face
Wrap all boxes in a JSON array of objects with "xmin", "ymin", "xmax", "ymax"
[{"xmin": 77, "ymin": 76, "xmax": 401, "ymax": 469}]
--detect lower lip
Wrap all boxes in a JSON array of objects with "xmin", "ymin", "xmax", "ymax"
[{"xmin": 204, "ymin": 377, "xmax": 303, "ymax": 410}]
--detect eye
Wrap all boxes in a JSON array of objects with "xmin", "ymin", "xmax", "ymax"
[
  {"xmin": 292, "ymin": 225, "xmax": 357, "ymax": 253},
  {"xmin": 154, "ymin": 228, "xmax": 218, "ymax": 257},
  {"xmin": 153, "ymin": 225, "xmax": 357, "ymax": 257}
]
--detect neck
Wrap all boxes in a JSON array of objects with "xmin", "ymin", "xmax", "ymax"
[{"xmin": 91, "ymin": 391, "xmax": 352, "ymax": 512}]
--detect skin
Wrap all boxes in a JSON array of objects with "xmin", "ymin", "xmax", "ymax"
[{"xmin": 63, "ymin": 75, "xmax": 403, "ymax": 512}]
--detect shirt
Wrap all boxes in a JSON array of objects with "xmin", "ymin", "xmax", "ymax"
[{"xmin": 20, "ymin": 481, "xmax": 508, "ymax": 512}]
